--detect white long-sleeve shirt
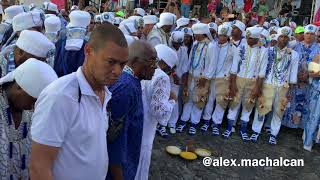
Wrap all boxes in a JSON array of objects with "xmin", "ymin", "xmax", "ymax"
[
  {"xmin": 212, "ymin": 42, "xmax": 240, "ymax": 78},
  {"xmin": 188, "ymin": 39, "xmax": 216, "ymax": 79},
  {"xmin": 231, "ymin": 44, "xmax": 268, "ymax": 79},
  {"xmin": 174, "ymin": 45, "xmax": 190, "ymax": 78},
  {"xmin": 142, "ymin": 68, "xmax": 175, "ymax": 127},
  {"xmin": 264, "ymin": 47, "xmax": 299, "ymax": 86}
]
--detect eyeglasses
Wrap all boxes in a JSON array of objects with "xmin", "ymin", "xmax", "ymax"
[{"xmin": 144, "ymin": 57, "xmax": 158, "ymax": 69}]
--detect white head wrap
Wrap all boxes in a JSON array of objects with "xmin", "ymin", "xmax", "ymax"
[
  {"xmin": 156, "ymin": 12, "xmax": 176, "ymax": 28},
  {"xmin": 16, "ymin": 30, "xmax": 55, "ymax": 58},
  {"xmin": 218, "ymin": 24, "xmax": 232, "ymax": 36},
  {"xmin": 155, "ymin": 44, "xmax": 178, "ymax": 68},
  {"xmin": 143, "ymin": 15, "xmax": 158, "ymax": 25},
  {"xmin": 12, "ymin": 12, "xmax": 43, "ymax": 32},
  {"xmin": 171, "ymin": 31, "xmax": 184, "ymax": 43},
  {"xmin": 0, "ymin": 58, "xmax": 58, "ymax": 98},
  {"xmin": 176, "ymin": 18, "xmax": 189, "ymax": 29},
  {"xmin": 3, "ymin": 5, "xmax": 24, "ymax": 24}
]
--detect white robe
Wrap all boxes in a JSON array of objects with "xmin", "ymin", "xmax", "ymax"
[
  {"xmin": 135, "ymin": 68, "xmax": 175, "ymax": 180},
  {"xmin": 181, "ymin": 39, "xmax": 216, "ymax": 124},
  {"xmin": 168, "ymin": 46, "xmax": 190, "ymax": 128}
]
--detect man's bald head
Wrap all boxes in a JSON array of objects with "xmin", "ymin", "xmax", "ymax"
[
  {"xmin": 128, "ymin": 40, "xmax": 156, "ymax": 63},
  {"xmin": 127, "ymin": 40, "xmax": 157, "ymax": 80}
]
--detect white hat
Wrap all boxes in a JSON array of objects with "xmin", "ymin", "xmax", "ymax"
[
  {"xmin": 176, "ymin": 17, "xmax": 189, "ymax": 29},
  {"xmin": 119, "ymin": 22, "xmax": 137, "ymax": 35},
  {"xmin": 270, "ymin": 19, "xmax": 279, "ymax": 27},
  {"xmin": 12, "ymin": 12, "xmax": 43, "ymax": 32},
  {"xmin": 45, "ymin": 16, "xmax": 61, "ymax": 33},
  {"xmin": 277, "ymin": 26, "xmax": 292, "ymax": 37},
  {"xmin": 218, "ymin": 24, "xmax": 232, "ymax": 36},
  {"xmin": 260, "ymin": 28, "xmax": 270, "ymax": 38},
  {"xmin": 182, "ymin": 27, "xmax": 193, "ymax": 36},
  {"xmin": 269, "ymin": 26, "xmax": 279, "ymax": 33},
  {"xmin": 192, "ymin": 23, "xmax": 209, "ymax": 35},
  {"xmin": 128, "ymin": 16, "xmax": 144, "ymax": 27},
  {"xmin": 16, "ymin": 30, "xmax": 54, "ymax": 58},
  {"xmin": 134, "ymin": 8, "xmax": 145, "ymax": 17},
  {"xmin": 157, "ymin": 12, "xmax": 176, "ymax": 28},
  {"xmin": 304, "ymin": 24, "xmax": 318, "ymax": 34},
  {"xmin": 246, "ymin": 27, "xmax": 261, "ymax": 39},
  {"xmin": 101, "ymin": 12, "xmax": 115, "ymax": 24},
  {"xmin": 94, "ymin": 14, "xmax": 102, "ymax": 23},
  {"xmin": 43, "ymin": 2, "xmax": 58, "ymax": 14},
  {"xmin": 231, "ymin": 20, "xmax": 246, "ymax": 33},
  {"xmin": 68, "ymin": 10, "xmax": 91, "ymax": 28},
  {"xmin": 171, "ymin": 31, "xmax": 184, "ymax": 43},
  {"xmin": 3, "ymin": 5, "xmax": 24, "ymax": 24},
  {"xmin": 155, "ymin": 44, "xmax": 178, "ymax": 69},
  {"xmin": 192, "ymin": 23, "xmax": 213, "ymax": 41},
  {"xmin": 143, "ymin": 15, "xmax": 158, "ymax": 25},
  {"xmin": 208, "ymin": 22, "xmax": 218, "ymax": 32},
  {"xmin": 114, "ymin": 17, "xmax": 124, "ymax": 25},
  {"xmin": 0, "ymin": 58, "xmax": 58, "ymax": 98}
]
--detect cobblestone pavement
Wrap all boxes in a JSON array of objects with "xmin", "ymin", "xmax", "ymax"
[{"xmin": 150, "ymin": 125, "xmax": 320, "ymax": 180}]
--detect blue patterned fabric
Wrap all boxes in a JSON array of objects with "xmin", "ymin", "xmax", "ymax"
[
  {"xmin": 0, "ymin": 94, "xmax": 33, "ymax": 180},
  {"xmin": 53, "ymin": 36, "xmax": 86, "ymax": 77},
  {"xmin": 107, "ymin": 72, "xmax": 144, "ymax": 180},
  {"xmin": 282, "ymin": 42, "xmax": 320, "ymax": 128},
  {"xmin": 304, "ymin": 84, "xmax": 320, "ymax": 146}
]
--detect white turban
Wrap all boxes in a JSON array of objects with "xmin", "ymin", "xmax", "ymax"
[
  {"xmin": 192, "ymin": 23, "xmax": 213, "ymax": 41},
  {"xmin": 43, "ymin": 2, "xmax": 58, "ymax": 13},
  {"xmin": 157, "ymin": 12, "xmax": 176, "ymax": 28},
  {"xmin": 304, "ymin": 24, "xmax": 318, "ymax": 34},
  {"xmin": 143, "ymin": 15, "xmax": 158, "ymax": 25},
  {"xmin": 155, "ymin": 44, "xmax": 178, "ymax": 68},
  {"xmin": 16, "ymin": 30, "xmax": 55, "ymax": 58},
  {"xmin": 246, "ymin": 27, "xmax": 261, "ymax": 39},
  {"xmin": 218, "ymin": 24, "xmax": 232, "ymax": 36},
  {"xmin": 177, "ymin": 17, "xmax": 189, "ymax": 29},
  {"xmin": 171, "ymin": 31, "xmax": 184, "ymax": 43},
  {"xmin": 101, "ymin": 12, "xmax": 115, "ymax": 24},
  {"xmin": 3, "ymin": 5, "xmax": 24, "ymax": 24},
  {"xmin": 68, "ymin": 10, "xmax": 91, "ymax": 28},
  {"xmin": 208, "ymin": 22, "xmax": 218, "ymax": 32},
  {"xmin": 134, "ymin": 8, "xmax": 145, "ymax": 17},
  {"xmin": 12, "ymin": 12, "xmax": 43, "ymax": 32},
  {"xmin": 232, "ymin": 20, "xmax": 246, "ymax": 33},
  {"xmin": 0, "ymin": 58, "xmax": 58, "ymax": 98},
  {"xmin": 277, "ymin": 26, "xmax": 292, "ymax": 37}
]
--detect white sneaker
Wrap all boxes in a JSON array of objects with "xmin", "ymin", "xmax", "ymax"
[
  {"xmin": 303, "ymin": 145, "xmax": 312, "ymax": 152},
  {"xmin": 169, "ymin": 127, "xmax": 176, "ymax": 134}
]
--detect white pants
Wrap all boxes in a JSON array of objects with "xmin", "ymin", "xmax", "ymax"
[
  {"xmin": 168, "ymin": 83, "xmax": 180, "ymax": 128},
  {"xmin": 180, "ymin": 77, "xmax": 203, "ymax": 124},
  {"xmin": 251, "ymin": 88, "xmax": 283, "ymax": 136},
  {"xmin": 202, "ymin": 80, "xmax": 216, "ymax": 121},
  {"xmin": 212, "ymin": 104, "xmax": 225, "ymax": 124},
  {"xmin": 227, "ymin": 99, "xmax": 253, "ymax": 122}
]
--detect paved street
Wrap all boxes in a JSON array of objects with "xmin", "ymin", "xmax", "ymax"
[{"xmin": 150, "ymin": 125, "xmax": 320, "ymax": 180}]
